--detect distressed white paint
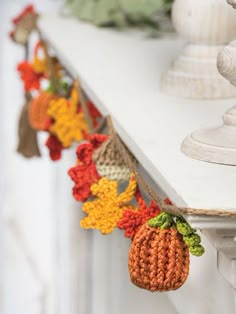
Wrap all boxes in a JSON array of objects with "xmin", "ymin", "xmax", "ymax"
[{"xmin": 161, "ymin": 0, "xmax": 236, "ymax": 99}]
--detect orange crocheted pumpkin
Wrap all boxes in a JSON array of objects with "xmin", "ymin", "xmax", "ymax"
[
  {"xmin": 128, "ymin": 223, "xmax": 190, "ymax": 292},
  {"xmin": 29, "ymin": 92, "xmax": 55, "ymax": 131}
]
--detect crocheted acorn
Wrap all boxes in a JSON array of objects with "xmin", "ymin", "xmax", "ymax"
[
  {"xmin": 10, "ymin": 5, "xmax": 38, "ymax": 45},
  {"xmin": 93, "ymin": 136, "xmax": 131, "ymax": 181},
  {"xmin": 128, "ymin": 213, "xmax": 190, "ymax": 292},
  {"xmin": 81, "ymin": 173, "xmax": 137, "ymax": 234},
  {"xmin": 28, "ymin": 92, "xmax": 55, "ymax": 131}
]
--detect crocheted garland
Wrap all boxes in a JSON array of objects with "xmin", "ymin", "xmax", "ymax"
[{"xmin": 10, "ymin": 5, "xmax": 207, "ymax": 294}]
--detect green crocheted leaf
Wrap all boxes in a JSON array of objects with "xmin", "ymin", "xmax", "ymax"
[
  {"xmin": 189, "ymin": 245, "xmax": 205, "ymax": 257},
  {"xmin": 183, "ymin": 234, "xmax": 201, "ymax": 246},
  {"xmin": 148, "ymin": 212, "xmax": 173, "ymax": 229}
]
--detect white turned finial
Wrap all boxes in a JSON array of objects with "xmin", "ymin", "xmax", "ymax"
[
  {"xmin": 217, "ymin": 41, "xmax": 236, "ymax": 87},
  {"xmin": 227, "ymin": 0, "xmax": 236, "ymax": 8},
  {"xmin": 161, "ymin": 0, "xmax": 236, "ymax": 99}
]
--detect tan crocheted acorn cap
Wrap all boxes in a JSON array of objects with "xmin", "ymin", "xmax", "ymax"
[{"xmin": 93, "ymin": 136, "xmax": 131, "ymax": 181}]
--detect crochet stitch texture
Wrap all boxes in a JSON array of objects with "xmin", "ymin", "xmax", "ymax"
[
  {"xmin": 81, "ymin": 174, "xmax": 137, "ymax": 234},
  {"xmin": 47, "ymin": 87, "xmax": 88, "ymax": 147},
  {"xmin": 129, "ymin": 223, "xmax": 190, "ymax": 292}
]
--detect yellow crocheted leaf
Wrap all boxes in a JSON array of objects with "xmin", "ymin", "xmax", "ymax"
[
  {"xmin": 81, "ymin": 174, "xmax": 137, "ymax": 235},
  {"xmin": 32, "ymin": 56, "xmax": 48, "ymax": 74},
  {"xmin": 47, "ymin": 88, "xmax": 88, "ymax": 148}
]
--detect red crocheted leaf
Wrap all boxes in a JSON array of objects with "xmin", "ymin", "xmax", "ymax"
[
  {"xmin": 75, "ymin": 134, "xmax": 108, "ymax": 165},
  {"xmin": 117, "ymin": 190, "xmax": 161, "ymax": 239},
  {"xmin": 76, "ymin": 143, "xmax": 94, "ymax": 165},
  {"xmin": 68, "ymin": 162, "xmax": 100, "ymax": 202},
  {"xmin": 69, "ymin": 133, "xmax": 108, "ymax": 202},
  {"xmin": 45, "ymin": 134, "xmax": 63, "ymax": 161},
  {"xmin": 17, "ymin": 61, "xmax": 43, "ymax": 92},
  {"xmin": 12, "ymin": 5, "xmax": 36, "ymax": 25},
  {"xmin": 89, "ymin": 133, "xmax": 108, "ymax": 149}
]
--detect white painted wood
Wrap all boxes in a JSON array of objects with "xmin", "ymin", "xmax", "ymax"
[
  {"xmin": 38, "ymin": 13, "xmax": 236, "ymax": 210},
  {"xmin": 161, "ymin": 0, "xmax": 236, "ymax": 99},
  {"xmin": 182, "ymin": 40, "xmax": 236, "ymax": 165}
]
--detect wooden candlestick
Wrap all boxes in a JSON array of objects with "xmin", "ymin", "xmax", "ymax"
[
  {"xmin": 181, "ymin": 41, "xmax": 236, "ymax": 165},
  {"xmin": 161, "ymin": 0, "xmax": 236, "ymax": 99}
]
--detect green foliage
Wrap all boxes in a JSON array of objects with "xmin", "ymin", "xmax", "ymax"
[{"xmin": 64, "ymin": 0, "xmax": 174, "ymax": 29}]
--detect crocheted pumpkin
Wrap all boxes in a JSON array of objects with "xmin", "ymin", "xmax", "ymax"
[
  {"xmin": 29, "ymin": 92, "xmax": 55, "ymax": 130},
  {"xmin": 128, "ymin": 223, "xmax": 190, "ymax": 292}
]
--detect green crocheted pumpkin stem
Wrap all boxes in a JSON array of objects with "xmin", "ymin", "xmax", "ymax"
[
  {"xmin": 148, "ymin": 212, "xmax": 173, "ymax": 229},
  {"xmin": 176, "ymin": 217, "xmax": 205, "ymax": 257},
  {"xmin": 148, "ymin": 212, "xmax": 205, "ymax": 257}
]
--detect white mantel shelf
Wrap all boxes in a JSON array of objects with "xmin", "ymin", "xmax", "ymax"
[{"xmin": 39, "ymin": 13, "xmax": 236, "ymax": 211}]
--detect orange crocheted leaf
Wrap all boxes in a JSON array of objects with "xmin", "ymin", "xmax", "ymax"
[
  {"xmin": 117, "ymin": 189, "xmax": 161, "ymax": 239},
  {"xmin": 81, "ymin": 174, "xmax": 137, "ymax": 234},
  {"xmin": 17, "ymin": 61, "xmax": 44, "ymax": 92},
  {"xmin": 47, "ymin": 92, "xmax": 88, "ymax": 147},
  {"xmin": 68, "ymin": 134, "xmax": 108, "ymax": 202}
]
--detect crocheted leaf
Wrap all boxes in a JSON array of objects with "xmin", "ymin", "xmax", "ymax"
[
  {"xmin": 17, "ymin": 61, "xmax": 44, "ymax": 92},
  {"xmin": 47, "ymin": 95, "xmax": 88, "ymax": 148},
  {"xmin": 45, "ymin": 134, "xmax": 63, "ymax": 161},
  {"xmin": 81, "ymin": 174, "xmax": 137, "ymax": 234},
  {"xmin": 117, "ymin": 190, "xmax": 161, "ymax": 239},
  {"xmin": 68, "ymin": 163, "xmax": 100, "ymax": 202},
  {"xmin": 68, "ymin": 134, "xmax": 108, "ymax": 202}
]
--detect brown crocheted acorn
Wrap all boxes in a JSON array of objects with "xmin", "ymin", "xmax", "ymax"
[
  {"xmin": 128, "ymin": 223, "xmax": 190, "ymax": 292},
  {"xmin": 29, "ymin": 92, "xmax": 55, "ymax": 131},
  {"xmin": 93, "ymin": 136, "xmax": 131, "ymax": 181}
]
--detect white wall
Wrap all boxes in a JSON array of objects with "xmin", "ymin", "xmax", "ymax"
[{"xmin": 0, "ymin": 1, "xmax": 235, "ymax": 314}]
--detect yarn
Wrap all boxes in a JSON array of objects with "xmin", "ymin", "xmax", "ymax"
[
  {"xmin": 175, "ymin": 217, "xmax": 205, "ymax": 257},
  {"xmin": 149, "ymin": 213, "xmax": 205, "ymax": 257},
  {"xmin": 12, "ymin": 5, "xmax": 36, "ymax": 25},
  {"xmin": 93, "ymin": 136, "xmax": 131, "ymax": 181},
  {"xmin": 17, "ymin": 61, "xmax": 44, "ymax": 92},
  {"xmin": 117, "ymin": 189, "xmax": 161, "ymax": 239},
  {"xmin": 10, "ymin": 5, "xmax": 38, "ymax": 45},
  {"xmin": 68, "ymin": 133, "xmax": 108, "ymax": 201},
  {"xmin": 87, "ymin": 101, "xmax": 102, "ymax": 127},
  {"xmin": 81, "ymin": 174, "xmax": 137, "ymax": 234},
  {"xmin": 17, "ymin": 98, "xmax": 41, "ymax": 158},
  {"xmin": 45, "ymin": 134, "xmax": 63, "ymax": 161},
  {"xmin": 28, "ymin": 92, "xmax": 55, "ymax": 130},
  {"xmin": 128, "ymin": 223, "xmax": 190, "ymax": 292},
  {"xmin": 47, "ymin": 94, "xmax": 88, "ymax": 147},
  {"xmin": 69, "ymin": 163, "xmax": 100, "ymax": 202}
]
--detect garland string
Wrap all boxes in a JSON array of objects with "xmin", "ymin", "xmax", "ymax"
[{"xmin": 106, "ymin": 115, "xmax": 236, "ymax": 217}]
